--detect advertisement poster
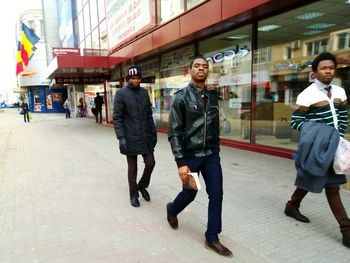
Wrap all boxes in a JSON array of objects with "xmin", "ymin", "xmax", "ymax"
[
  {"xmin": 46, "ymin": 94, "xmax": 53, "ymax": 109},
  {"xmin": 53, "ymin": 93, "xmax": 62, "ymax": 101},
  {"xmin": 106, "ymin": 0, "xmax": 154, "ymax": 50}
]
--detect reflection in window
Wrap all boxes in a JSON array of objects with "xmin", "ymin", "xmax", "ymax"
[
  {"xmin": 187, "ymin": 0, "xmax": 205, "ymax": 9},
  {"xmin": 199, "ymin": 25, "xmax": 252, "ymax": 142},
  {"xmin": 338, "ymin": 32, "xmax": 350, "ymax": 50},
  {"xmin": 159, "ymin": 0, "xmax": 184, "ymax": 24},
  {"xmin": 306, "ymin": 39, "xmax": 328, "ymax": 56}
]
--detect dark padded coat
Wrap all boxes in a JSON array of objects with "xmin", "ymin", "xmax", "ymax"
[{"xmin": 113, "ymin": 84, "xmax": 157, "ymax": 155}]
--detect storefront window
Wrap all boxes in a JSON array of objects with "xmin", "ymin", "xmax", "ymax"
[
  {"xmin": 138, "ymin": 58, "xmax": 160, "ymax": 126},
  {"xmin": 255, "ymin": 0, "xmax": 350, "ymax": 150},
  {"xmin": 159, "ymin": 0, "xmax": 184, "ymax": 24},
  {"xmin": 158, "ymin": 45, "xmax": 194, "ymax": 128},
  {"xmin": 199, "ymin": 25, "xmax": 252, "ymax": 141},
  {"xmin": 186, "ymin": 0, "xmax": 206, "ymax": 9}
]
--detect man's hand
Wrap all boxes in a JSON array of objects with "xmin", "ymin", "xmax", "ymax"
[
  {"xmin": 119, "ymin": 138, "xmax": 127, "ymax": 153},
  {"xmin": 178, "ymin": 165, "xmax": 190, "ymax": 184}
]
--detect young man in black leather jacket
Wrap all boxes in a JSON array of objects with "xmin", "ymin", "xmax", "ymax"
[{"xmin": 166, "ymin": 56, "xmax": 233, "ymax": 258}]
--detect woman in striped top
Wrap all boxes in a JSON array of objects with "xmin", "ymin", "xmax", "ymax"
[{"xmin": 284, "ymin": 52, "xmax": 350, "ymax": 248}]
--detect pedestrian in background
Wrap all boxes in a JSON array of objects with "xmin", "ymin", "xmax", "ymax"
[
  {"xmin": 21, "ymin": 100, "xmax": 30, "ymax": 123},
  {"xmin": 94, "ymin": 92, "xmax": 104, "ymax": 123},
  {"xmin": 166, "ymin": 56, "xmax": 233, "ymax": 258},
  {"xmin": 63, "ymin": 98, "xmax": 71, "ymax": 119},
  {"xmin": 285, "ymin": 52, "xmax": 350, "ymax": 248},
  {"xmin": 113, "ymin": 65, "xmax": 157, "ymax": 208}
]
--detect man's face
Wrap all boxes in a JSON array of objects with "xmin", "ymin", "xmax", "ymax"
[
  {"xmin": 315, "ymin": 60, "xmax": 335, "ymax": 85},
  {"xmin": 190, "ymin": 58, "xmax": 209, "ymax": 83},
  {"xmin": 129, "ymin": 76, "xmax": 141, "ymax": 87}
]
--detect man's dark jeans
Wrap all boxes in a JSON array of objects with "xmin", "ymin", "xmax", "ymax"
[
  {"xmin": 95, "ymin": 107, "xmax": 102, "ymax": 123},
  {"xmin": 126, "ymin": 153, "xmax": 155, "ymax": 199},
  {"xmin": 168, "ymin": 153, "xmax": 223, "ymax": 242}
]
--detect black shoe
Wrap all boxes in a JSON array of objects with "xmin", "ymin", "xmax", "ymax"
[
  {"xmin": 343, "ymin": 231, "xmax": 350, "ymax": 248},
  {"xmin": 284, "ymin": 207, "xmax": 310, "ymax": 223},
  {"xmin": 205, "ymin": 240, "xmax": 233, "ymax": 258},
  {"xmin": 130, "ymin": 197, "xmax": 140, "ymax": 207},
  {"xmin": 139, "ymin": 188, "xmax": 150, "ymax": 201},
  {"xmin": 166, "ymin": 202, "xmax": 178, "ymax": 229}
]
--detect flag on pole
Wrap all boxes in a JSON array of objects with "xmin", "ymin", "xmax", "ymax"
[{"xmin": 16, "ymin": 22, "xmax": 40, "ymax": 75}]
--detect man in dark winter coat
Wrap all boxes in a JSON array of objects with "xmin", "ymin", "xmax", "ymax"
[
  {"xmin": 94, "ymin": 92, "xmax": 104, "ymax": 123},
  {"xmin": 166, "ymin": 56, "xmax": 233, "ymax": 258},
  {"xmin": 113, "ymin": 65, "xmax": 157, "ymax": 208}
]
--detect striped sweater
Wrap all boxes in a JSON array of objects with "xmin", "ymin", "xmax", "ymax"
[{"xmin": 291, "ymin": 82, "xmax": 348, "ymax": 137}]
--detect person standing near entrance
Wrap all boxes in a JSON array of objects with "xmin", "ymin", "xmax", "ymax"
[
  {"xmin": 21, "ymin": 100, "xmax": 30, "ymax": 123},
  {"xmin": 284, "ymin": 52, "xmax": 350, "ymax": 248},
  {"xmin": 94, "ymin": 92, "xmax": 104, "ymax": 123},
  {"xmin": 166, "ymin": 56, "xmax": 233, "ymax": 258},
  {"xmin": 113, "ymin": 65, "xmax": 157, "ymax": 208},
  {"xmin": 63, "ymin": 98, "xmax": 71, "ymax": 119}
]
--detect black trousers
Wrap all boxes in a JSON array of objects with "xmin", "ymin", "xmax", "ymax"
[
  {"xmin": 95, "ymin": 107, "xmax": 102, "ymax": 123},
  {"xmin": 23, "ymin": 112, "xmax": 29, "ymax": 122},
  {"xmin": 126, "ymin": 153, "xmax": 155, "ymax": 199}
]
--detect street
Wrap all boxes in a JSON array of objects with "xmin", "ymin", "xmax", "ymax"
[{"xmin": 1, "ymin": 109, "xmax": 349, "ymax": 262}]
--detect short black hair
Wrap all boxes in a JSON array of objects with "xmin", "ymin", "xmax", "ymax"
[
  {"xmin": 190, "ymin": 55, "xmax": 208, "ymax": 69},
  {"xmin": 312, "ymin": 52, "xmax": 337, "ymax": 72}
]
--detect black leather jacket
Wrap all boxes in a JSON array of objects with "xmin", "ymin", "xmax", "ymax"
[{"xmin": 168, "ymin": 83, "xmax": 220, "ymax": 167}]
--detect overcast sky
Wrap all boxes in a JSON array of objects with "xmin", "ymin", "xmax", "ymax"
[{"xmin": 0, "ymin": 0, "xmax": 42, "ymax": 101}]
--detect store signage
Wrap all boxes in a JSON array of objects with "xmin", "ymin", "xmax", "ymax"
[
  {"xmin": 52, "ymin": 48, "xmax": 80, "ymax": 57},
  {"xmin": 273, "ymin": 60, "xmax": 312, "ymax": 72},
  {"xmin": 106, "ymin": 0, "xmax": 154, "ymax": 50},
  {"xmin": 55, "ymin": 77, "xmax": 105, "ymax": 84},
  {"xmin": 206, "ymin": 46, "xmax": 250, "ymax": 64}
]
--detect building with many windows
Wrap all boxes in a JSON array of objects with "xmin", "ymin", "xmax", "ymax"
[{"xmin": 45, "ymin": 0, "xmax": 350, "ymax": 181}]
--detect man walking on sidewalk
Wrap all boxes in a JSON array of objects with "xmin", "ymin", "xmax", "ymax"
[
  {"xmin": 94, "ymin": 92, "xmax": 104, "ymax": 123},
  {"xmin": 113, "ymin": 65, "xmax": 157, "ymax": 208},
  {"xmin": 285, "ymin": 52, "xmax": 350, "ymax": 248},
  {"xmin": 166, "ymin": 56, "xmax": 233, "ymax": 258}
]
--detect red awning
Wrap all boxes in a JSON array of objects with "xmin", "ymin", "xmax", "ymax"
[{"xmin": 45, "ymin": 55, "xmax": 126, "ymax": 85}]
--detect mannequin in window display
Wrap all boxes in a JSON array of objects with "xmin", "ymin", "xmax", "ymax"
[{"xmin": 284, "ymin": 52, "xmax": 350, "ymax": 248}]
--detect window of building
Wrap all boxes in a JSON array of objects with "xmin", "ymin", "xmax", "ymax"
[
  {"xmin": 157, "ymin": 45, "xmax": 194, "ymax": 128},
  {"xmin": 90, "ymin": 0, "xmax": 98, "ymax": 30},
  {"xmin": 91, "ymin": 27, "xmax": 100, "ymax": 50},
  {"xmin": 306, "ymin": 39, "xmax": 328, "ymax": 56},
  {"xmin": 338, "ymin": 32, "xmax": 350, "ymax": 50},
  {"xmin": 99, "ymin": 20, "xmax": 108, "ymax": 50},
  {"xmin": 255, "ymin": 0, "xmax": 350, "ymax": 150},
  {"xmin": 186, "ymin": 0, "xmax": 206, "ymax": 10},
  {"xmin": 83, "ymin": 3, "xmax": 91, "ymax": 36},
  {"xmin": 199, "ymin": 25, "xmax": 252, "ymax": 142},
  {"xmin": 159, "ymin": 0, "xmax": 184, "ymax": 24},
  {"xmin": 97, "ymin": 0, "xmax": 106, "ymax": 22},
  {"xmin": 78, "ymin": 13, "xmax": 84, "ymax": 44}
]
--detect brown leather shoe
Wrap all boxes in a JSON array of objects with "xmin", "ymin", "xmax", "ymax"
[
  {"xmin": 205, "ymin": 240, "xmax": 233, "ymax": 258},
  {"xmin": 166, "ymin": 202, "xmax": 178, "ymax": 229},
  {"xmin": 284, "ymin": 206, "xmax": 310, "ymax": 223},
  {"xmin": 343, "ymin": 231, "xmax": 350, "ymax": 248}
]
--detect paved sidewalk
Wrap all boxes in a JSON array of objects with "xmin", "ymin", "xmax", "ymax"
[{"xmin": 0, "ymin": 109, "xmax": 349, "ymax": 263}]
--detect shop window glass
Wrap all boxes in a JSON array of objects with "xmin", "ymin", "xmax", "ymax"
[
  {"xmin": 138, "ymin": 58, "xmax": 161, "ymax": 126},
  {"xmin": 76, "ymin": 0, "xmax": 83, "ymax": 13},
  {"xmin": 338, "ymin": 32, "xmax": 350, "ymax": 49},
  {"xmin": 83, "ymin": 3, "xmax": 91, "ymax": 35},
  {"xmin": 199, "ymin": 25, "xmax": 252, "ymax": 142},
  {"xmin": 90, "ymin": 0, "xmax": 98, "ymax": 30},
  {"xmin": 186, "ymin": 0, "xmax": 206, "ymax": 10},
  {"xmin": 97, "ymin": 0, "xmax": 106, "ymax": 22},
  {"xmin": 78, "ymin": 13, "xmax": 84, "ymax": 43},
  {"xmin": 99, "ymin": 20, "xmax": 108, "ymax": 50},
  {"xmin": 158, "ymin": 45, "xmax": 194, "ymax": 128},
  {"xmin": 159, "ymin": 0, "xmax": 184, "ymax": 24},
  {"xmin": 91, "ymin": 28, "xmax": 100, "ymax": 50},
  {"xmin": 255, "ymin": 0, "xmax": 350, "ymax": 150}
]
